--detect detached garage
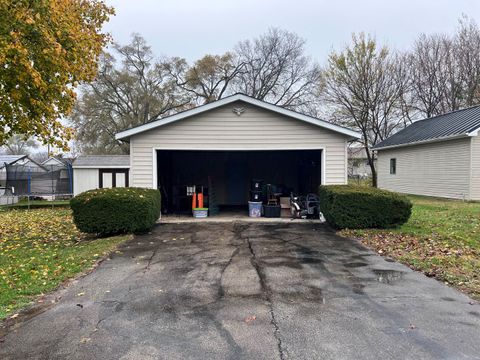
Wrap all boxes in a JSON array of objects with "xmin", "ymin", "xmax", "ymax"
[{"xmin": 115, "ymin": 94, "xmax": 360, "ymax": 213}]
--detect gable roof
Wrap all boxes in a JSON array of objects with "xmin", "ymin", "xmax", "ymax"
[
  {"xmin": 73, "ymin": 155, "xmax": 130, "ymax": 168},
  {"xmin": 115, "ymin": 93, "xmax": 361, "ymax": 141},
  {"xmin": 0, "ymin": 154, "xmax": 27, "ymax": 168},
  {"xmin": 374, "ymin": 105, "xmax": 480, "ymax": 150},
  {"xmin": 42, "ymin": 156, "xmax": 67, "ymax": 167}
]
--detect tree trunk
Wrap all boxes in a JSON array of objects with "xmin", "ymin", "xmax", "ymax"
[
  {"xmin": 370, "ymin": 163, "xmax": 378, "ymax": 188},
  {"xmin": 364, "ymin": 146, "xmax": 378, "ymax": 187}
]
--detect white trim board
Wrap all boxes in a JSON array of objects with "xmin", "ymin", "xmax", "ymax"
[
  {"xmin": 42, "ymin": 157, "xmax": 66, "ymax": 167},
  {"xmin": 73, "ymin": 165, "xmax": 130, "ymax": 169},
  {"xmin": 373, "ymin": 133, "xmax": 476, "ymax": 151},
  {"xmin": 116, "ymin": 94, "xmax": 361, "ymax": 141}
]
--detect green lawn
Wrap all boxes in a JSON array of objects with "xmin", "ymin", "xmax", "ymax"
[
  {"xmin": 0, "ymin": 208, "xmax": 130, "ymax": 319},
  {"xmin": 1, "ymin": 200, "xmax": 71, "ymax": 210},
  {"xmin": 341, "ymin": 195, "xmax": 480, "ymax": 300}
]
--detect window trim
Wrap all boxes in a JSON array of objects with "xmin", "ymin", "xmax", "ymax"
[
  {"xmin": 389, "ymin": 158, "xmax": 396, "ymax": 175},
  {"xmin": 99, "ymin": 169, "xmax": 129, "ymax": 188}
]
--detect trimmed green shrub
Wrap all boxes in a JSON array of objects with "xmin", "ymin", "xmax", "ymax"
[
  {"xmin": 70, "ymin": 187, "xmax": 161, "ymax": 235},
  {"xmin": 318, "ymin": 185, "xmax": 412, "ymax": 229}
]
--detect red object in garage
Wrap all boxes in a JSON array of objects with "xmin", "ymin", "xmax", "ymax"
[
  {"xmin": 191, "ymin": 193, "xmax": 197, "ymax": 209},
  {"xmin": 197, "ymin": 192, "xmax": 204, "ymax": 208}
]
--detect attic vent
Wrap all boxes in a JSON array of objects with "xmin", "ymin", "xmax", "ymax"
[{"xmin": 232, "ymin": 107, "xmax": 245, "ymax": 116}]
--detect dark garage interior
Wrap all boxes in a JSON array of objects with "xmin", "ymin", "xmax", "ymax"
[{"xmin": 157, "ymin": 150, "xmax": 322, "ymax": 214}]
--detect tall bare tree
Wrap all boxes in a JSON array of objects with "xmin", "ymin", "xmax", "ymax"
[
  {"xmin": 233, "ymin": 28, "xmax": 322, "ymax": 113},
  {"xmin": 322, "ymin": 33, "xmax": 409, "ymax": 187},
  {"xmin": 407, "ymin": 16, "xmax": 480, "ymax": 118},
  {"xmin": 455, "ymin": 15, "xmax": 480, "ymax": 107},
  {"xmin": 71, "ymin": 35, "xmax": 192, "ymax": 154},
  {"xmin": 1, "ymin": 135, "xmax": 39, "ymax": 155},
  {"xmin": 406, "ymin": 34, "xmax": 453, "ymax": 118},
  {"xmin": 164, "ymin": 53, "xmax": 245, "ymax": 104}
]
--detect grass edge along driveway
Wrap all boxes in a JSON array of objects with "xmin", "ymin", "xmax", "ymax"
[
  {"xmin": 0, "ymin": 208, "xmax": 130, "ymax": 319},
  {"xmin": 341, "ymin": 195, "xmax": 480, "ymax": 301}
]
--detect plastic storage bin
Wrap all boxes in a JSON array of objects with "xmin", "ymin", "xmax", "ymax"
[
  {"xmin": 193, "ymin": 208, "xmax": 208, "ymax": 218},
  {"xmin": 248, "ymin": 201, "xmax": 262, "ymax": 217},
  {"xmin": 263, "ymin": 204, "xmax": 281, "ymax": 218}
]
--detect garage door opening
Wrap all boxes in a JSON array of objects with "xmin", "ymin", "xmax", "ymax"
[{"xmin": 156, "ymin": 150, "xmax": 323, "ymax": 214}]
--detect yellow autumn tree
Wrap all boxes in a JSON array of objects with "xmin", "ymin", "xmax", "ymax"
[{"xmin": 0, "ymin": 0, "xmax": 114, "ymax": 149}]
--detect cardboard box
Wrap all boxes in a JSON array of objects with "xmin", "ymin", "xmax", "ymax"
[
  {"xmin": 281, "ymin": 208, "xmax": 291, "ymax": 218},
  {"xmin": 280, "ymin": 197, "xmax": 290, "ymax": 208}
]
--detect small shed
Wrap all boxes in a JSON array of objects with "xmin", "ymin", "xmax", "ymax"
[
  {"xmin": 374, "ymin": 106, "xmax": 480, "ymax": 200},
  {"xmin": 72, "ymin": 155, "xmax": 130, "ymax": 196}
]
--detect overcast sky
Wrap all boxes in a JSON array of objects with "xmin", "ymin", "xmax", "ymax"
[{"xmin": 104, "ymin": 0, "xmax": 480, "ymax": 63}]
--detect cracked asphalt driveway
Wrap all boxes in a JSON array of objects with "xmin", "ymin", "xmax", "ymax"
[{"xmin": 1, "ymin": 222, "xmax": 480, "ymax": 360}]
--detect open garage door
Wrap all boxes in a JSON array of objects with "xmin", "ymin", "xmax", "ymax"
[{"xmin": 156, "ymin": 150, "xmax": 322, "ymax": 214}]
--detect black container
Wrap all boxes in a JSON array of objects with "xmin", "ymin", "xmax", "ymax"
[
  {"xmin": 263, "ymin": 204, "xmax": 281, "ymax": 218},
  {"xmin": 250, "ymin": 190, "xmax": 263, "ymax": 202},
  {"xmin": 251, "ymin": 179, "xmax": 264, "ymax": 191}
]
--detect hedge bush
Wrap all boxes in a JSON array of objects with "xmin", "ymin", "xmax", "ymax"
[
  {"xmin": 318, "ymin": 185, "xmax": 412, "ymax": 229},
  {"xmin": 70, "ymin": 187, "xmax": 161, "ymax": 235}
]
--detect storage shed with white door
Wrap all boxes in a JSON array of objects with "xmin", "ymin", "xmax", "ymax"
[{"xmin": 72, "ymin": 155, "xmax": 130, "ymax": 196}]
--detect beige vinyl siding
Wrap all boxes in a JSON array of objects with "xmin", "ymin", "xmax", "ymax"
[
  {"xmin": 471, "ymin": 134, "xmax": 480, "ymax": 200},
  {"xmin": 377, "ymin": 138, "xmax": 472, "ymax": 200},
  {"xmin": 129, "ymin": 101, "xmax": 348, "ymax": 188}
]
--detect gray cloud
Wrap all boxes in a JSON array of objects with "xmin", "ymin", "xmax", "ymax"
[{"xmin": 104, "ymin": 0, "xmax": 479, "ymax": 62}]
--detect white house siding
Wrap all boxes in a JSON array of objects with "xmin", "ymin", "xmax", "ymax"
[
  {"xmin": 470, "ymin": 135, "xmax": 480, "ymax": 201},
  {"xmin": 129, "ymin": 101, "xmax": 349, "ymax": 188},
  {"xmin": 377, "ymin": 138, "xmax": 472, "ymax": 200},
  {"xmin": 73, "ymin": 168, "xmax": 98, "ymax": 196}
]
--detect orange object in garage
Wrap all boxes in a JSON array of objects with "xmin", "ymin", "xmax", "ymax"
[
  {"xmin": 191, "ymin": 193, "xmax": 197, "ymax": 209},
  {"xmin": 197, "ymin": 192, "xmax": 204, "ymax": 208}
]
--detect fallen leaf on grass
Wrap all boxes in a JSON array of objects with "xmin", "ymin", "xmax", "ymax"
[
  {"xmin": 77, "ymin": 292, "xmax": 85, "ymax": 297},
  {"xmin": 10, "ymin": 313, "xmax": 18, "ymax": 319},
  {"xmin": 244, "ymin": 315, "xmax": 256, "ymax": 324},
  {"xmin": 79, "ymin": 337, "xmax": 91, "ymax": 343}
]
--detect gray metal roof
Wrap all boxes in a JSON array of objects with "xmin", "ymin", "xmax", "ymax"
[
  {"xmin": 373, "ymin": 105, "xmax": 480, "ymax": 150},
  {"xmin": 0, "ymin": 154, "xmax": 27, "ymax": 168},
  {"xmin": 73, "ymin": 155, "xmax": 130, "ymax": 168}
]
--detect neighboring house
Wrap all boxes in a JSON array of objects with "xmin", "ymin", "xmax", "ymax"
[
  {"xmin": 113, "ymin": 93, "xmax": 360, "ymax": 211},
  {"xmin": 347, "ymin": 146, "xmax": 374, "ymax": 178},
  {"xmin": 72, "ymin": 155, "xmax": 130, "ymax": 196},
  {"xmin": 42, "ymin": 156, "xmax": 74, "ymax": 170},
  {"xmin": 373, "ymin": 105, "xmax": 480, "ymax": 201},
  {"xmin": 41, "ymin": 156, "xmax": 75, "ymax": 196}
]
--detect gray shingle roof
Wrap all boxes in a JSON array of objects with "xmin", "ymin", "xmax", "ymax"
[
  {"xmin": 0, "ymin": 154, "xmax": 27, "ymax": 168},
  {"xmin": 73, "ymin": 155, "xmax": 130, "ymax": 168},
  {"xmin": 373, "ymin": 105, "xmax": 480, "ymax": 150}
]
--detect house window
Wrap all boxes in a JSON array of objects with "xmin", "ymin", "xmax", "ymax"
[
  {"xmin": 390, "ymin": 158, "xmax": 396, "ymax": 175},
  {"xmin": 99, "ymin": 169, "xmax": 129, "ymax": 188}
]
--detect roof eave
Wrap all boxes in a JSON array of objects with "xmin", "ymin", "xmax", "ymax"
[
  {"xmin": 373, "ymin": 133, "xmax": 472, "ymax": 151},
  {"xmin": 72, "ymin": 165, "xmax": 130, "ymax": 169},
  {"xmin": 115, "ymin": 94, "xmax": 361, "ymax": 140}
]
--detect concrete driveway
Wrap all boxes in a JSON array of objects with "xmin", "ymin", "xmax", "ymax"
[{"xmin": 1, "ymin": 222, "xmax": 479, "ymax": 360}]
